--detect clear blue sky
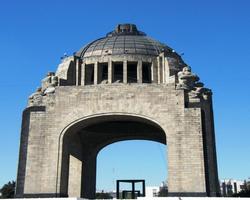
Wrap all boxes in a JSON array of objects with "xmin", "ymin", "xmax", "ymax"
[{"xmin": 0, "ymin": 0, "xmax": 250, "ymax": 191}]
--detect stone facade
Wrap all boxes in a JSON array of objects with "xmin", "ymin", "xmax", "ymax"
[{"xmin": 16, "ymin": 24, "xmax": 220, "ymax": 198}]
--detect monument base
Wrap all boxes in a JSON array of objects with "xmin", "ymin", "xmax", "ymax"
[{"xmin": 4, "ymin": 197, "xmax": 250, "ymax": 200}]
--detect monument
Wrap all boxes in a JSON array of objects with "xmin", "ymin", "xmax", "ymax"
[{"xmin": 16, "ymin": 24, "xmax": 220, "ymax": 198}]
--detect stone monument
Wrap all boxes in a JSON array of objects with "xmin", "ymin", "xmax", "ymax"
[{"xmin": 16, "ymin": 24, "xmax": 220, "ymax": 198}]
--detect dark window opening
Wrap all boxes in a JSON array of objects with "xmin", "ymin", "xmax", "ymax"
[
  {"xmin": 85, "ymin": 64, "xmax": 94, "ymax": 85},
  {"xmin": 127, "ymin": 62, "xmax": 137, "ymax": 83},
  {"xmin": 142, "ymin": 62, "xmax": 152, "ymax": 83},
  {"xmin": 113, "ymin": 62, "xmax": 123, "ymax": 83},
  {"xmin": 98, "ymin": 63, "xmax": 108, "ymax": 84}
]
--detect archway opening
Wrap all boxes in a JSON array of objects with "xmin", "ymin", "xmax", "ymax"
[
  {"xmin": 60, "ymin": 115, "xmax": 167, "ymax": 199},
  {"xmin": 96, "ymin": 140, "xmax": 167, "ymax": 198}
]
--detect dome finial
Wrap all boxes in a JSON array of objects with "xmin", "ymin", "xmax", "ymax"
[
  {"xmin": 107, "ymin": 23, "xmax": 146, "ymax": 36},
  {"xmin": 115, "ymin": 24, "xmax": 138, "ymax": 33}
]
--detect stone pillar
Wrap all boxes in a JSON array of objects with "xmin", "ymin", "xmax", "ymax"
[
  {"xmin": 201, "ymin": 96, "xmax": 220, "ymax": 196},
  {"xmin": 81, "ymin": 63, "xmax": 85, "ymax": 86},
  {"xmin": 157, "ymin": 56, "xmax": 162, "ymax": 84},
  {"xmin": 68, "ymin": 155, "xmax": 82, "ymax": 197},
  {"xmin": 75, "ymin": 59, "xmax": 79, "ymax": 85},
  {"xmin": 161, "ymin": 55, "xmax": 165, "ymax": 84},
  {"xmin": 123, "ymin": 60, "xmax": 127, "ymax": 84},
  {"xmin": 137, "ymin": 60, "xmax": 142, "ymax": 83},
  {"xmin": 59, "ymin": 144, "xmax": 70, "ymax": 197},
  {"xmin": 168, "ymin": 107, "xmax": 206, "ymax": 197},
  {"xmin": 152, "ymin": 60, "xmax": 158, "ymax": 83},
  {"xmin": 164, "ymin": 57, "xmax": 170, "ymax": 81},
  {"xmin": 75, "ymin": 58, "xmax": 81, "ymax": 86},
  {"xmin": 150, "ymin": 62, "xmax": 153, "ymax": 83},
  {"xmin": 16, "ymin": 107, "xmax": 47, "ymax": 197},
  {"xmin": 81, "ymin": 153, "xmax": 97, "ymax": 199},
  {"xmin": 108, "ymin": 59, "xmax": 113, "ymax": 84},
  {"xmin": 16, "ymin": 109, "xmax": 32, "ymax": 197},
  {"xmin": 94, "ymin": 62, "xmax": 98, "ymax": 85}
]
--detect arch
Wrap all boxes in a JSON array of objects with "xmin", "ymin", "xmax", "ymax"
[
  {"xmin": 58, "ymin": 112, "xmax": 167, "ymax": 140},
  {"xmin": 56, "ymin": 113, "xmax": 167, "ymax": 198}
]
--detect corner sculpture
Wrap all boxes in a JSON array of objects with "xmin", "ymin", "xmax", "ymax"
[{"xmin": 16, "ymin": 24, "xmax": 220, "ymax": 198}]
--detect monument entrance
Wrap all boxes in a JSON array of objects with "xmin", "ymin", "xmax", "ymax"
[
  {"xmin": 60, "ymin": 115, "xmax": 166, "ymax": 198},
  {"xmin": 16, "ymin": 24, "xmax": 220, "ymax": 198}
]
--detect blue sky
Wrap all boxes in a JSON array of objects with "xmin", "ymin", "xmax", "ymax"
[{"xmin": 0, "ymin": 0, "xmax": 250, "ymax": 191}]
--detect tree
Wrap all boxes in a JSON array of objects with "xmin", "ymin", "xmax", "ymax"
[
  {"xmin": 233, "ymin": 189, "xmax": 250, "ymax": 197},
  {"xmin": 232, "ymin": 180, "xmax": 250, "ymax": 197},
  {"xmin": 158, "ymin": 185, "xmax": 168, "ymax": 197},
  {"xmin": 95, "ymin": 191, "xmax": 113, "ymax": 199},
  {"xmin": 0, "ymin": 181, "xmax": 15, "ymax": 198}
]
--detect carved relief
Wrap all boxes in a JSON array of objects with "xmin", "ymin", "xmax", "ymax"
[
  {"xmin": 42, "ymin": 72, "xmax": 58, "ymax": 93},
  {"xmin": 28, "ymin": 87, "xmax": 43, "ymax": 106},
  {"xmin": 29, "ymin": 72, "xmax": 58, "ymax": 106}
]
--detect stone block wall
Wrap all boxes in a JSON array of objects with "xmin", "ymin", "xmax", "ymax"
[{"xmin": 16, "ymin": 83, "xmax": 218, "ymax": 198}]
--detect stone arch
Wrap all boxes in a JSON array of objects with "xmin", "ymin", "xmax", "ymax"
[
  {"xmin": 56, "ymin": 113, "xmax": 167, "ymax": 198},
  {"xmin": 16, "ymin": 23, "xmax": 220, "ymax": 198}
]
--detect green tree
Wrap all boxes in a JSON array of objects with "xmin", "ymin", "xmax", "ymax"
[
  {"xmin": 158, "ymin": 186, "xmax": 168, "ymax": 197},
  {"xmin": 95, "ymin": 191, "xmax": 113, "ymax": 199},
  {"xmin": 233, "ymin": 189, "xmax": 250, "ymax": 197},
  {"xmin": 0, "ymin": 181, "xmax": 15, "ymax": 198},
  {"xmin": 232, "ymin": 180, "xmax": 250, "ymax": 197}
]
